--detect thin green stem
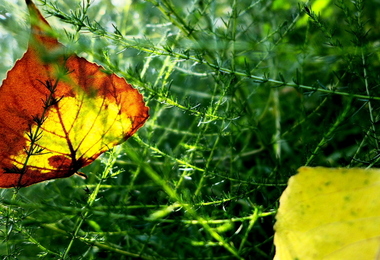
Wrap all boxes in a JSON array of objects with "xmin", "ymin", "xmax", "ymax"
[
  {"xmin": 61, "ymin": 147, "xmax": 120, "ymax": 259},
  {"xmin": 305, "ymin": 98, "xmax": 353, "ymax": 166},
  {"xmin": 362, "ymin": 51, "xmax": 378, "ymax": 149}
]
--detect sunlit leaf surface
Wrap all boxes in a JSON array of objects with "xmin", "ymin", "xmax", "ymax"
[
  {"xmin": 274, "ymin": 167, "xmax": 380, "ymax": 260},
  {"xmin": 0, "ymin": 0, "xmax": 149, "ymax": 188}
]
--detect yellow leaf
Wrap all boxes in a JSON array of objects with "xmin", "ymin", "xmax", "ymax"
[{"xmin": 274, "ymin": 166, "xmax": 380, "ymax": 260}]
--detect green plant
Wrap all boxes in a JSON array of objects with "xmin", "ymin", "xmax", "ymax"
[{"xmin": 0, "ymin": 0, "xmax": 378, "ymax": 259}]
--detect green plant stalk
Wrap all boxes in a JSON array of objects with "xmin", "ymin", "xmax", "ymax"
[
  {"xmin": 61, "ymin": 147, "xmax": 120, "ymax": 259},
  {"xmin": 194, "ymin": 135, "xmax": 220, "ymax": 196},
  {"xmin": 238, "ymin": 207, "xmax": 260, "ymax": 253},
  {"xmin": 305, "ymin": 98, "xmax": 353, "ymax": 166},
  {"xmin": 0, "ymin": 198, "xmax": 274, "ymax": 224},
  {"xmin": 129, "ymin": 137, "xmax": 247, "ymax": 259},
  {"xmin": 362, "ymin": 51, "xmax": 378, "ymax": 149},
  {"xmin": 4, "ymin": 190, "xmax": 18, "ymax": 257}
]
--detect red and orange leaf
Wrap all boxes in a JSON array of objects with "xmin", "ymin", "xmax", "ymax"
[{"xmin": 0, "ymin": 0, "xmax": 149, "ymax": 188}]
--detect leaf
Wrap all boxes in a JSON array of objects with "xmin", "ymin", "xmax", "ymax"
[
  {"xmin": 274, "ymin": 167, "xmax": 380, "ymax": 260},
  {"xmin": 0, "ymin": 0, "xmax": 149, "ymax": 188}
]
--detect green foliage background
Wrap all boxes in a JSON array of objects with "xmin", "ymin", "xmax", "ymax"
[{"xmin": 0, "ymin": 0, "xmax": 379, "ymax": 259}]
